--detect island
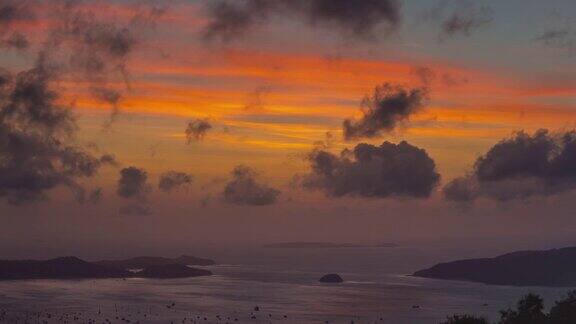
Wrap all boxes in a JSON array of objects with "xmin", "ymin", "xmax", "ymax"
[
  {"xmin": 413, "ymin": 246, "xmax": 576, "ymax": 287},
  {"xmin": 263, "ymin": 242, "xmax": 398, "ymax": 249},
  {"xmin": 0, "ymin": 257, "xmax": 130, "ymax": 280},
  {"xmin": 95, "ymin": 255, "xmax": 215, "ymax": 270},
  {"xmin": 319, "ymin": 273, "xmax": 344, "ymax": 283},
  {"xmin": 139, "ymin": 264, "xmax": 213, "ymax": 279},
  {"xmin": 0, "ymin": 256, "xmax": 214, "ymax": 281}
]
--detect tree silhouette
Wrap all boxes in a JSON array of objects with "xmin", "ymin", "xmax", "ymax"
[
  {"xmin": 441, "ymin": 314, "xmax": 489, "ymax": 324},
  {"xmin": 499, "ymin": 293, "xmax": 547, "ymax": 324},
  {"xmin": 443, "ymin": 291, "xmax": 576, "ymax": 324},
  {"xmin": 549, "ymin": 290, "xmax": 576, "ymax": 324}
]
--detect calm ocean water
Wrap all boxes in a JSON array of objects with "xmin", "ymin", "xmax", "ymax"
[{"xmin": 0, "ymin": 246, "xmax": 570, "ymax": 323}]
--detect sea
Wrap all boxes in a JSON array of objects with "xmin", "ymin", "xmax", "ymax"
[{"xmin": 0, "ymin": 244, "xmax": 570, "ymax": 323}]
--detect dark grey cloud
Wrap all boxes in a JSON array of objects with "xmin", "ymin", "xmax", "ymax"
[
  {"xmin": 243, "ymin": 85, "xmax": 271, "ymax": 112},
  {"xmin": 2, "ymin": 32, "xmax": 29, "ymax": 50},
  {"xmin": 442, "ymin": 176, "xmax": 477, "ymax": 202},
  {"xmin": 0, "ymin": 1, "xmax": 33, "ymax": 49},
  {"xmin": 99, "ymin": 153, "xmax": 118, "ymax": 166},
  {"xmin": 185, "ymin": 118, "xmax": 212, "ymax": 143},
  {"xmin": 410, "ymin": 66, "xmax": 468, "ymax": 88},
  {"xmin": 297, "ymin": 0, "xmax": 401, "ymax": 38},
  {"xmin": 298, "ymin": 141, "xmax": 440, "ymax": 198},
  {"xmin": 203, "ymin": 0, "xmax": 401, "ymax": 41},
  {"xmin": 158, "ymin": 171, "xmax": 193, "ymax": 192},
  {"xmin": 475, "ymin": 130, "xmax": 555, "ymax": 182},
  {"xmin": 203, "ymin": 0, "xmax": 270, "ymax": 42},
  {"xmin": 537, "ymin": 29, "xmax": 571, "ymax": 45},
  {"xmin": 428, "ymin": 0, "xmax": 494, "ymax": 39},
  {"xmin": 71, "ymin": 186, "xmax": 106, "ymax": 204},
  {"xmin": 0, "ymin": 1, "xmax": 35, "ymax": 47},
  {"xmin": 444, "ymin": 129, "xmax": 576, "ymax": 202},
  {"xmin": 0, "ymin": 1, "xmax": 162, "ymax": 206},
  {"xmin": 223, "ymin": 165, "xmax": 280, "ymax": 206},
  {"xmin": 0, "ymin": 61, "xmax": 115, "ymax": 205},
  {"xmin": 0, "ymin": 1, "xmax": 34, "ymax": 25},
  {"xmin": 535, "ymin": 28, "xmax": 575, "ymax": 55},
  {"xmin": 0, "ymin": 1, "xmax": 165, "ymax": 125},
  {"xmin": 117, "ymin": 166, "xmax": 151, "ymax": 215},
  {"xmin": 117, "ymin": 166, "xmax": 150, "ymax": 199},
  {"xmin": 0, "ymin": 64, "xmax": 71, "ymax": 133},
  {"xmin": 343, "ymin": 83, "xmax": 428, "ymax": 141},
  {"xmin": 48, "ymin": 1, "xmax": 165, "ymax": 123}
]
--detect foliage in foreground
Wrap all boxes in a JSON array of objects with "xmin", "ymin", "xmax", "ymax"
[
  {"xmin": 442, "ymin": 290, "xmax": 576, "ymax": 324},
  {"xmin": 441, "ymin": 314, "xmax": 489, "ymax": 324}
]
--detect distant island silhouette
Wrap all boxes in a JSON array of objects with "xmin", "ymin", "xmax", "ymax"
[
  {"xmin": 139, "ymin": 264, "xmax": 212, "ymax": 279},
  {"xmin": 263, "ymin": 242, "xmax": 398, "ymax": 249},
  {"xmin": 413, "ymin": 246, "xmax": 576, "ymax": 287},
  {"xmin": 95, "ymin": 255, "xmax": 215, "ymax": 269},
  {"xmin": 0, "ymin": 255, "xmax": 214, "ymax": 280}
]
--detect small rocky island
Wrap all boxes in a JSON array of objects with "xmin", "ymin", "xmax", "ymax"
[
  {"xmin": 319, "ymin": 273, "xmax": 344, "ymax": 283},
  {"xmin": 0, "ymin": 255, "xmax": 214, "ymax": 280},
  {"xmin": 413, "ymin": 246, "xmax": 576, "ymax": 287}
]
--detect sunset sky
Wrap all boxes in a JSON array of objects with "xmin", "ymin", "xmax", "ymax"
[{"xmin": 0, "ymin": 0, "xmax": 575, "ymax": 258}]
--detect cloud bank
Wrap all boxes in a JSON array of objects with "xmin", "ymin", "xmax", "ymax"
[
  {"xmin": 158, "ymin": 171, "xmax": 193, "ymax": 192},
  {"xmin": 298, "ymin": 141, "xmax": 440, "ymax": 198},
  {"xmin": 223, "ymin": 165, "xmax": 280, "ymax": 206},
  {"xmin": 444, "ymin": 129, "xmax": 576, "ymax": 202},
  {"xmin": 117, "ymin": 166, "xmax": 151, "ymax": 214},
  {"xmin": 0, "ymin": 59, "xmax": 115, "ymax": 205},
  {"xmin": 117, "ymin": 166, "xmax": 150, "ymax": 199},
  {"xmin": 0, "ymin": 0, "xmax": 163, "ymax": 206}
]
